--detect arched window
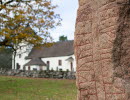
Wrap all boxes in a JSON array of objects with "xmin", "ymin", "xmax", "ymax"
[
  {"xmin": 28, "ymin": 66, "xmax": 30, "ymax": 70},
  {"xmin": 16, "ymin": 63, "xmax": 20, "ymax": 69},
  {"xmin": 59, "ymin": 60, "xmax": 62, "ymax": 66},
  {"xmin": 71, "ymin": 62, "xmax": 73, "ymax": 71},
  {"xmin": 19, "ymin": 54, "xmax": 21, "ymax": 58},
  {"xmin": 47, "ymin": 61, "xmax": 50, "ymax": 67}
]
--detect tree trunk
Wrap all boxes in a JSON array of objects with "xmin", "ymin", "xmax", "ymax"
[
  {"xmin": 13, "ymin": 50, "xmax": 16, "ymax": 69},
  {"xmin": 74, "ymin": 0, "xmax": 130, "ymax": 100}
]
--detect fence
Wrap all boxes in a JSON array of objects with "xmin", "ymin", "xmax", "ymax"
[{"xmin": 0, "ymin": 69, "xmax": 76, "ymax": 79}]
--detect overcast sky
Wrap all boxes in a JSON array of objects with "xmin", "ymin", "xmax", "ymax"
[{"xmin": 51, "ymin": 0, "xmax": 78, "ymax": 41}]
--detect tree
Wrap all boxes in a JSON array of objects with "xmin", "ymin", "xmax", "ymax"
[
  {"xmin": 0, "ymin": 0, "xmax": 61, "ymax": 69},
  {"xmin": 0, "ymin": 0, "xmax": 61, "ymax": 47},
  {"xmin": 59, "ymin": 35, "xmax": 68, "ymax": 42},
  {"xmin": 0, "ymin": 48, "xmax": 13, "ymax": 69}
]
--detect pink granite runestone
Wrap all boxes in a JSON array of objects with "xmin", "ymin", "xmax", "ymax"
[{"xmin": 74, "ymin": 0, "xmax": 130, "ymax": 100}]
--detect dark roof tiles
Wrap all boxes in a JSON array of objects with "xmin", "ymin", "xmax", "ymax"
[
  {"xmin": 27, "ymin": 40, "xmax": 74, "ymax": 59},
  {"xmin": 24, "ymin": 58, "xmax": 46, "ymax": 66}
]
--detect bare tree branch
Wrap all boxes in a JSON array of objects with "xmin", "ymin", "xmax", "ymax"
[
  {"xmin": 3, "ymin": 0, "xmax": 14, "ymax": 6},
  {"xmin": 0, "ymin": 0, "xmax": 2, "ymax": 5},
  {"xmin": 0, "ymin": 0, "xmax": 31, "ymax": 11}
]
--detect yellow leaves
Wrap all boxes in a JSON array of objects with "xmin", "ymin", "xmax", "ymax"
[
  {"xmin": 6, "ymin": 22, "xmax": 15, "ymax": 27},
  {"xmin": 18, "ymin": 33, "xmax": 27, "ymax": 38},
  {"xmin": 0, "ymin": 14, "xmax": 9, "ymax": 19},
  {"xmin": 5, "ymin": 34, "xmax": 10, "ymax": 39},
  {"xmin": 43, "ymin": 2, "xmax": 51, "ymax": 7},
  {"xmin": 18, "ymin": 10, "xmax": 26, "ymax": 14},
  {"xmin": 49, "ymin": 11, "xmax": 54, "ymax": 16},
  {"xmin": 38, "ymin": 18, "xmax": 45, "ymax": 24},
  {"xmin": 1, "ymin": 28, "xmax": 12, "ymax": 34},
  {"xmin": 40, "ymin": 19, "xmax": 45, "ymax": 23},
  {"xmin": 0, "ymin": 31, "xmax": 3, "ymax": 36},
  {"xmin": 0, "ymin": 5, "xmax": 6, "ymax": 9},
  {"xmin": 14, "ymin": 15, "xmax": 25, "ymax": 21},
  {"xmin": 36, "ymin": 0, "xmax": 42, "ymax": 4},
  {"xmin": 0, "ymin": 0, "xmax": 61, "ymax": 50}
]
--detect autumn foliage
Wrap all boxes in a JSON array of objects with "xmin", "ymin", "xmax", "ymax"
[{"xmin": 0, "ymin": 0, "xmax": 61, "ymax": 50}]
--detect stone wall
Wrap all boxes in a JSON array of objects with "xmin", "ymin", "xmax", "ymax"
[
  {"xmin": 74, "ymin": 0, "xmax": 130, "ymax": 100},
  {"xmin": 0, "ymin": 69, "xmax": 76, "ymax": 79}
]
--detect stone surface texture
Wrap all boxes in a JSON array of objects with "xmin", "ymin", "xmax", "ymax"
[{"xmin": 74, "ymin": 0, "xmax": 130, "ymax": 100}]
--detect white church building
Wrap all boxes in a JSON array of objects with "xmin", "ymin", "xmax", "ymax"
[{"xmin": 12, "ymin": 40, "xmax": 76, "ymax": 71}]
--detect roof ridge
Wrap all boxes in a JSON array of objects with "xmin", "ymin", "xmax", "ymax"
[{"xmin": 26, "ymin": 40, "xmax": 74, "ymax": 59}]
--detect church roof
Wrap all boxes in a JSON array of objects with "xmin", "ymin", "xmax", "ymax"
[
  {"xmin": 66, "ymin": 57, "xmax": 74, "ymax": 62},
  {"xmin": 26, "ymin": 40, "xmax": 74, "ymax": 59},
  {"xmin": 24, "ymin": 58, "xmax": 46, "ymax": 66}
]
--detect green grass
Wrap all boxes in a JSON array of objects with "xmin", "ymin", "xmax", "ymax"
[{"xmin": 0, "ymin": 76, "xmax": 77, "ymax": 100}]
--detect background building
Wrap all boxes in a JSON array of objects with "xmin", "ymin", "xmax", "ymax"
[{"xmin": 13, "ymin": 40, "xmax": 76, "ymax": 71}]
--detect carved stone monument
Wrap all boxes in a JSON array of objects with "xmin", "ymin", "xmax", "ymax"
[{"xmin": 74, "ymin": 0, "xmax": 130, "ymax": 99}]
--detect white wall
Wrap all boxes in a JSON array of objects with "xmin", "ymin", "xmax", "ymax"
[
  {"xmin": 14, "ymin": 53, "xmax": 76, "ymax": 71},
  {"xmin": 12, "ymin": 42, "xmax": 32, "ymax": 70},
  {"xmin": 25, "ymin": 65, "xmax": 47, "ymax": 71},
  {"xmin": 14, "ymin": 52, "xmax": 31, "ymax": 70},
  {"xmin": 41, "ymin": 55, "xmax": 76, "ymax": 71}
]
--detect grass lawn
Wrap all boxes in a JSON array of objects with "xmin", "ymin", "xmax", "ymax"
[{"xmin": 0, "ymin": 76, "xmax": 77, "ymax": 100}]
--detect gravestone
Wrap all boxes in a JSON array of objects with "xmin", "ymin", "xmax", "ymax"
[{"xmin": 74, "ymin": 0, "xmax": 130, "ymax": 99}]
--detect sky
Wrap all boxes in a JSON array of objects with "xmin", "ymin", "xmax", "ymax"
[{"xmin": 51, "ymin": 0, "xmax": 79, "ymax": 41}]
